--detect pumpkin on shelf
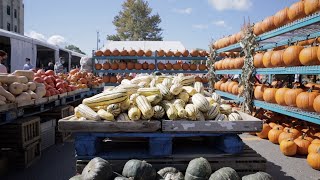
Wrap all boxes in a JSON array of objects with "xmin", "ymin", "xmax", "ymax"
[
  {"xmin": 129, "ymin": 49, "xmax": 136, "ymax": 56},
  {"xmin": 198, "ymin": 62, "xmax": 207, "ymax": 71},
  {"xmin": 127, "ymin": 62, "xmax": 135, "ymax": 70},
  {"xmin": 157, "ymin": 62, "xmax": 165, "ymax": 70},
  {"xmin": 109, "ymin": 76, "xmax": 117, "ymax": 83},
  {"xmin": 165, "ymin": 61, "xmax": 173, "ymax": 70},
  {"xmin": 261, "ymin": 16, "xmax": 276, "ymax": 32},
  {"xmin": 103, "ymin": 49, "xmax": 112, "ymax": 56},
  {"xmin": 189, "ymin": 63, "xmax": 197, "ymax": 71},
  {"xmin": 254, "ymin": 84, "xmax": 268, "ymax": 101},
  {"xmin": 111, "ymin": 62, "xmax": 119, "ymax": 70},
  {"xmin": 157, "ymin": 49, "xmax": 165, "ymax": 57},
  {"xmin": 294, "ymin": 134, "xmax": 311, "ymax": 155},
  {"xmin": 112, "ymin": 49, "xmax": 120, "ymax": 56},
  {"xmin": 273, "ymin": 7, "xmax": 290, "ymax": 28},
  {"xmin": 313, "ymin": 95, "xmax": 320, "ymax": 113},
  {"xmin": 214, "ymin": 61, "xmax": 222, "ymax": 70},
  {"xmin": 263, "ymin": 86, "xmax": 278, "ymax": 103},
  {"xmin": 199, "ymin": 50, "xmax": 207, "ymax": 57},
  {"xmin": 174, "ymin": 50, "xmax": 182, "ymax": 57},
  {"xmin": 148, "ymin": 63, "xmax": 155, "ymax": 70},
  {"xmin": 280, "ymin": 138, "xmax": 297, "ymax": 156},
  {"xmin": 119, "ymin": 62, "xmax": 127, "ymax": 70},
  {"xmin": 145, "ymin": 49, "xmax": 152, "ymax": 57},
  {"xmin": 137, "ymin": 49, "xmax": 144, "ymax": 56},
  {"xmin": 202, "ymin": 76, "xmax": 209, "ymax": 84},
  {"xmin": 103, "ymin": 75, "xmax": 110, "ymax": 83},
  {"xmin": 172, "ymin": 63, "xmax": 181, "ymax": 70},
  {"xmin": 95, "ymin": 50, "xmax": 103, "ymax": 56},
  {"xmin": 103, "ymin": 62, "xmax": 111, "ymax": 70},
  {"xmin": 142, "ymin": 62, "xmax": 149, "ymax": 70},
  {"xmin": 254, "ymin": 22, "xmax": 263, "ymax": 36},
  {"xmin": 296, "ymin": 88, "xmax": 319, "ymax": 111},
  {"xmin": 165, "ymin": 50, "xmax": 174, "ymax": 57},
  {"xmin": 95, "ymin": 63, "xmax": 102, "ymax": 70},
  {"xmin": 307, "ymin": 148, "xmax": 320, "ymax": 170},
  {"xmin": 299, "ymin": 46, "xmax": 320, "ymax": 66},
  {"xmin": 304, "ymin": 0, "xmax": 320, "ymax": 16},
  {"xmin": 120, "ymin": 49, "xmax": 129, "ymax": 56},
  {"xmin": 271, "ymin": 50, "xmax": 285, "ymax": 67},
  {"xmin": 135, "ymin": 62, "xmax": 142, "ymax": 70},
  {"xmin": 182, "ymin": 62, "xmax": 190, "ymax": 70},
  {"xmin": 190, "ymin": 50, "xmax": 199, "ymax": 57},
  {"xmin": 262, "ymin": 51, "xmax": 274, "ymax": 68},
  {"xmin": 283, "ymin": 45, "xmax": 304, "ymax": 66},
  {"xmin": 195, "ymin": 76, "xmax": 202, "ymax": 82},
  {"xmin": 275, "ymin": 86, "xmax": 290, "ymax": 105},
  {"xmin": 256, "ymin": 122, "xmax": 272, "ymax": 139},
  {"xmin": 288, "ymin": 1, "xmax": 306, "ymax": 21},
  {"xmin": 284, "ymin": 85, "xmax": 304, "ymax": 106},
  {"xmin": 236, "ymin": 31, "xmax": 244, "ymax": 42}
]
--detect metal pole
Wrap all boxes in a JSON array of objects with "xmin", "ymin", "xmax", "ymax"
[{"xmin": 96, "ymin": 31, "xmax": 99, "ymax": 50}]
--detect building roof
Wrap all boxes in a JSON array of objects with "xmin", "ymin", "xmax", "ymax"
[{"xmin": 101, "ymin": 41, "xmax": 186, "ymax": 51}]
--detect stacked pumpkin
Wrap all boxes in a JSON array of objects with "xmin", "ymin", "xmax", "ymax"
[
  {"xmin": 157, "ymin": 61, "xmax": 207, "ymax": 71},
  {"xmin": 255, "ymin": 111, "xmax": 320, "ymax": 170},
  {"xmin": 254, "ymin": 44, "xmax": 320, "ymax": 68},
  {"xmin": 254, "ymin": 0, "xmax": 320, "ymax": 36},
  {"xmin": 213, "ymin": 31, "xmax": 244, "ymax": 49},
  {"xmin": 214, "ymin": 79, "xmax": 244, "ymax": 96},
  {"xmin": 0, "ymin": 70, "xmax": 47, "ymax": 104},
  {"xmin": 67, "ymin": 69, "xmax": 103, "ymax": 89},
  {"xmin": 157, "ymin": 49, "xmax": 208, "ymax": 57},
  {"xmin": 96, "ymin": 61, "xmax": 156, "ymax": 71},
  {"xmin": 72, "ymin": 74, "xmax": 244, "ymax": 122},
  {"xmin": 254, "ymin": 82, "xmax": 320, "ymax": 113},
  {"xmin": 214, "ymin": 57, "xmax": 245, "ymax": 70},
  {"xmin": 95, "ymin": 49, "xmax": 208, "ymax": 57},
  {"xmin": 103, "ymin": 74, "xmax": 135, "ymax": 84}
]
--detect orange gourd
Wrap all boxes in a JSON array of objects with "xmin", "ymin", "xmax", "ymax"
[
  {"xmin": 313, "ymin": 95, "xmax": 320, "ymax": 112},
  {"xmin": 268, "ymin": 126, "xmax": 283, "ymax": 144},
  {"xmin": 256, "ymin": 123, "xmax": 272, "ymax": 139},
  {"xmin": 165, "ymin": 62, "xmax": 173, "ymax": 70},
  {"xmin": 299, "ymin": 46, "xmax": 320, "ymax": 65},
  {"xmin": 296, "ymin": 89, "xmax": 318, "ymax": 111},
  {"xmin": 283, "ymin": 45, "xmax": 304, "ymax": 66},
  {"xmin": 294, "ymin": 134, "xmax": 311, "ymax": 155},
  {"xmin": 288, "ymin": 1, "xmax": 306, "ymax": 21},
  {"xmin": 254, "ymin": 52, "xmax": 265, "ymax": 68},
  {"xmin": 280, "ymin": 138, "xmax": 297, "ymax": 156},
  {"xmin": 182, "ymin": 49, "xmax": 189, "ymax": 57},
  {"xmin": 263, "ymin": 87, "xmax": 278, "ymax": 103},
  {"xmin": 274, "ymin": 7, "xmax": 290, "ymax": 28},
  {"xmin": 157, "ymin": 62, "xmax": 165, "ymax": 70},
  {"xmin": 271, "ymin": 50, "xmax": 285, "ymax": 67},
  {"xmin": 102, "ymin": 62, "xmax": 110, "ymax": 70},
  {"xmin": 157, "ymin": 49, "xmax": 165, "ymax": 57},
  {"xmin": 307, "ymin": 148, "xmax": 320, "ymax": 170},
  {"xmin": 275, "ymin": 87, "xmax": 290, "ymax": 105},
  {"xmin": 304, "ymin": 0, "xmax": 320, "ymax": 15},
  {"xmin": 112, "ymin": 49, "xmax": 120, "ymax": 56},
  {"xmin": 142, "ymin": 62, "xmax": 149, "ymax": 70},
  {"xmin": 103, "ymin": 49, "xmax": 112, "ymax": 56},
  {"xmin": 284, "ymin": 86, "xmax": 304, "ymax": 106},
  {"xmin": 262, "ymin": 51, "xmax": 273, "ymax": 68}
]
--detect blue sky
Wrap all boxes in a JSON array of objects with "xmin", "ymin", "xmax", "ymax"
[{"xmin": 24, "ymin": 0, "xmax": 297, "ymax": 55}]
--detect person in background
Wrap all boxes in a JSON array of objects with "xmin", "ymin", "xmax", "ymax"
[
  {"xmin": 0, "ymin": 50, "xmax": 8, "ymax": 73},
  {"xmin": 47, "ymin": 61, "xmax": 54, "ymax": 71},
  {"xmin": 23, "ymin": 58, "xmax": 34, "ymax": 70},
  {"xmin": 54, "ymin": 57, "xmax": 64, "ymax": 74}
]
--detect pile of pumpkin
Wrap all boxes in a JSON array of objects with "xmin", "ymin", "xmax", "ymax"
[
  {"xmin": 214, "ymin": 57, "xmax": 245, "ymax": 70},
  {"xmin": 95, "ymin": 49, "xmax": 208, "ymax": 58},
  {"xmin": 0, "ymin": 70, "xmax": 47, "ymax": 104},
  {"xmin": 254, "ymin": 43, "xmax": 320, "ymax": 68},
  {"xmin": 95, "ymin": 61, "xmax": 208, "ymax": 71},
  {"xmin": 214, "ymin": 79, "xmax": 244, "ymax": 96},
  {"xmin": 72, "ymin": 74, "xmax": 244, "ymax": 122},
  {"xmin": 66, "ymin": 69, "xmax": 104, "ymax": 89},
  {"xmin": 254, "ymin": 81, "xmax": 320, "ymax": 113},
  {"xmin": 254, "ymin": 110, "xmax": 320, "ymax": 170},
  {"xmin": 213, "ymin": 0, "xmax": 320, "ymax": 50},
  {"xmin": 70, "ymin": 157, "xmax": 273, "ymax": 180}
]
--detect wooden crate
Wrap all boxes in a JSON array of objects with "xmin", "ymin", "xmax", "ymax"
[
  {"xmin": 40, "ymin": 118, "xmax": 56, "ymax": 150},
  {"xmin": 0, "ymin": 116, "xmax": 40, "ymax": 149},
  {"xmin": 76, "ymin": 145, "xmax": 266, "ymax": 177}
]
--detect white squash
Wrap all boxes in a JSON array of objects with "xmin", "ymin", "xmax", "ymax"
[
  {"xmin": 27, "ymin": 82, "xmax": 36, "ymax": 91},
  {"xmin": 9, "ymin": 82, "xmax": 23, "ymax": 95}
]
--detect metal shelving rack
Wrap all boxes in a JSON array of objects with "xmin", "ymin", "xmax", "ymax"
[{"xmin": 214, "ymin": 13, "xmax": 320, "ymax": 124}]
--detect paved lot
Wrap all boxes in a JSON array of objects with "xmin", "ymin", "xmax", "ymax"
[{"xmin": 2, "ymin": 134, "xmax": 320, "ymax": 180}]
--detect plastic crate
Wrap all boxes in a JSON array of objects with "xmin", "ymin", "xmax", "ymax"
[{"xmin": 40, "ymin": 118, "xmax": 56, "ymax": 151}]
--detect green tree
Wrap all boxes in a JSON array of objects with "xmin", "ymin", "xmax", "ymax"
[
  {"xmin": 107, "ymin": 0, "xmax": 163, "ymax": 41},
  {"xmin": 65, "ymin": 45, "xmax": 86, "ymax": 55}
]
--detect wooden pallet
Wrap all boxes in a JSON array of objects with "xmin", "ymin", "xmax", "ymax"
[
  {"xmin": 0, "ymin": 116, "xmax": 40, "ymax": 149},
  {"xmin": 74, "ymin": 133, "xmax": 244, "ymax": 158},
  {"xmin": 76, "ymin": 145, "xmax": 266, "ymax": 177}
]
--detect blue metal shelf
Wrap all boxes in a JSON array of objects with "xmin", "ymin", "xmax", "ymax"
[
  {"xmin": 215, "ymin": 91, "xmax": 320, "ymax": 125},
  {"xmin": 93, "ymin": 56, "xmax": 207, "ymax": 61},
  {"xmin": 215, "ymin": 69, "xmax": 242, "ymax": 75},
  {"xmin": 256, "ymin": 66, "xmax": 320, "ymax": 75},
  {"xmin": 215, "ymin": 91, "xmax": 244, "ymax": 102},
  {"xmin": 216, "ymin": 43, "xmax": 241, "ymax": 54},
  {"xmin": 94, "ymin": 69, "xmax": 208, "ymax": 74}
]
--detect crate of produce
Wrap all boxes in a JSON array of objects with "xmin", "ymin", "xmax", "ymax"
[
  {"xmin": 0, "ymin": 116, "xmax": 40, "ymax": 149},
  {"xmin": 76, "ymin": 144, "xmax": 266, "ymax": 177},
  {"xmin": 40, "ymin": 118, "xmax": 56, "ymax": 151}
]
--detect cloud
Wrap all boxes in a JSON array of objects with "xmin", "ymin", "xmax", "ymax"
[
  {"xmin": 212, "ymin": 20, "xmax": 232, "ymax": 30},
  {"xmin": 173, "ymin": 8, "xmax": 192, "ymax": 14},
  {"xmin": 192, "ymin": 24, "xmax": 209, "ymax": 29},
  {"xmin": 208, "ymin": 0, "xmax": 252, "ymax": 11},
  {"xmin": 25, "ymin": 31, "xmax": 46, "ymax": 42},
  {"xmin": 47, "ymin": 35, "xmax": 67, "ymax": 46}
]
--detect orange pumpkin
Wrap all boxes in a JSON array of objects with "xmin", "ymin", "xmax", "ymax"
[
  {"xmin": 268, "ymin": 126, "xmax": 284, "ymax": 144},
  {"xmin": 190, "ymin": 50, "xmax": 199, "ymax": 57},
  {"xmin": 283, "ymin": 46, "xmax": 304, "ymax": 66},
  {"xmin": 95, "ymin": 50, "xmax": 103, "ymax": 56},
  {"xmin": 148, "ymin": 63, "xmax": 155, "ymax": 70},
  {"xmin": 299, "ymin": 46, "xmax": 320, "ymax": 65},
  {"xmin": 263, "ymin": 87, "xmax": 278, "ymax": 103},
  {"xmin": 271, "ymin": 50, "xmax": 285, "ymax": 67},
  {"xmin": 285, "ymin": 86, "xmax": 304, "ymax": 106},
  {"xmin": 199, "ymin": 64, "xmax": 207, "ymax": 71},
  {"xmin": 127, "ymin": 62, "xmax": 135, "ymax": 70},
  {"xmin": 157, "ymin": 62, "xmax": 165, "ymax": 70},
  {"xmin": 235, "ymin": 31, "xmax": 243, "ymax": 42},
  {"xmin": 304, "ymin": 0, "xmax": 320, "ymax": 15},
  {"xmin": 275, "ymin": 87, "xmax": 290, "ymax": 105},
  {"xmin": 103, "ymin": 75, "xmax": 110, "ymax": 83},
  {"xmin": 202, "ymin": 77, "xmax": 209, "ymax": 83},
  {"xmin": 253, "ymin": 22, "xmax": 263, "ymax": 35},
  {"xmin": 288, "ymin": 1, "xmax": 306, "ymax": 21},
  {"xmin": 229, "ymin": 34, "xmax": 237, "ymax": 45},
  {"xmin": 231, "ymin": 84, "xmax": 239, "ymax": 95},
  {"xmin": 112, "ymin": 49, "xmax": 120, "ymax": 56},
  {"xmin": 137, "ymin": 49, "xmax": 144, "ymax": 56},
  {"xmin": 262, "ymin": 51, "xmax": 273, "ymax": 68},
  {"xmin": 166, "ymin": 50, "xmax": 174, "ymax": 57},
  {"xmin": 254, "ymin": 84, "xmax": 268, "ymax": 100},
  {"xmin": 145, "ymin": 49, "xmax": 152, "ymax": 57},
  {"xmin": 174, "ymin": 50, "xmax": 182, "ymax": 57},
  {"xmin": 256, "ymin": 123, "xmax": 272, "ymax": 139},
  {"xmin": 182, "ymin": 49, "xmax": 189, "ymax": 57},
  {"xmin": 157, "ymin": 49, "xmax": 165, "ymax": 57},
  {"xmin": 111, "ymin": 62, "xmax": 119, "ymax": 70},
  {"xmin": 95, "ymin": 63, "xmax": 102, "ymax": 70},
  {"xmin": 214, "ymin": 80, "xmax": 224, "ymax": 90},
  {"xmin": 313, "ymin": 95, "xmax": 320, "ymax": 112},
  {"xmin": 189, "ymin": 64, "xmax": 197, "ymax": 71},
  {"xmin": 110, "ymin": 76, "xmax": 117, "ymax": 83},
  {"xmin": 227, "ymin": 82, "xmax": 238, "ymax": 93},
  {"xmin": 103, "ymin": 62, "xmax": 111, "ymax": 70},
  {"xmin": 308, "ymin": 140, "xmax": 320, "ymax": 154},
  {"xmin": 103, "ymin": 49, "xmax": 112, "ymax": 56},
  {"xmin": 294, "ymin": 134, "xmax": 312, "ymax": 155},
  {"xmin": 135, "ymin": 62, "xmax": 142, "ymax": 70},
  {"xmin": 274, "ymin": 7, "xmax": 290, "ymax": 28},
  {"xmin": 280, "ymin": 138, "xmax": 297, "ymax": 156},
  {"xmin": 182, "ymin": 62, "xmax": 190, "ymax": 70},
  {"xmin": 119, "ymin": 62, "xmax": 127, "ymax": 70},
  {"xmin": 296, "ymin": 90, "xmax": 319, "ymax": 111},
  {"xmin": 261, "ymin": 16, "xmax": 276, "ymax": 32},
  {"xmin": 195, "ymin": 76, "xmax": 202, "ymax": 82},
  {"xmin": 129, "ymin": 49, "xmax": 136, "ymax": 56},
  {"xmin": 172, "ymin": 63, "xmax": 181, "ymax": 70},
  {"xmin": 279, "ymin": 128, "xmax": 301, "ymax": 144},
  {"xmin": 142, "ymin": 62, "xmax": 149, "ymax": 70},
  {"xmin": 165, "ymin": 62, "xmax": 173, "ymax": 70},
  {"xmin": 120, "ymin": 49, "xmax": 129, "ymax": 56},
  {"xmin": 254, "ymin": 52, "xmax": 265, "ymax": 68},
  {"xmin": 307, "ymin": 148, "xmax": 320, "ymax": 170}
]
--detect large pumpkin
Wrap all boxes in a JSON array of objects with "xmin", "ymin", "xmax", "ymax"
[
  {"xmin": 81, "ymin": 157, "xmax": 113, "ymax": 180},
  {"xmin": 254, "ymin": 84, "xmax": 268, "ymax": 100},
  {"xmin": 284, "ymin": 87, "xmax": 304, "ymax": 106},
  {"xmin": 254, "ymin": 52, "xmax": 265, "ymax": 68},
  {"xmin": 122, "ymin": 160, "xmax": 157, "ymax": 180},
  {"xmin": 253, "ymin": 22, "xmax": 263, "ymax": 35},
  {"xmin": 296, "ymin": 90, "xmax": 318, "ymax": 111},
  {"xmin": 274, "ymin": 7, "xmax": 290, "ymax": 28},
  {"xmin": 299, "ymin": 46, "xmax": 320, "ymax": 65},
  {"xmin": 294, "ymin": 134, "xmax": 311, "ymax": 155},
  {"xmin": 313, "ymin": 95, "xmax": 320, "ymax": 112},
  {"xmin": 209, "ymin": 167, "xmax": 240, "ymax": 180},
  {"xmin": 263, "ymin": 87, "xmax": 278, "ymax": 103},
  {"xmin": 307, "ymin": 148, "xmax": 320, "ymax": 170},
  {"xmin": 262, "ymin": 51, "xmax": 273, "ymax": 68},
  {"xmin": 275, "ymin": 87, "xmax": 290, "ymax": 105},
  {"xmin": 185, "ymin": 157, "xmax": 212, "ymax": 180},
  {"xmin": 268, "ymin": 126, "xmax": 283, "ymax": 144},
  {"xmin": 288, "ymin": 1, "xmax": 306, "ymax": 21},
  {"xmin": 271, "ymin": 50, "xmax": 285, "ymax": 67},
  {"xmin": 256, "ymin": 123, "xmax": 272, "ymax": 139},
  {"xmin": 261, "ymin": 16, "xmax": 276, "ymax": 32},
  {"xmin": 283, "ymin": 46, "xmax": 304, "ymax": 66},
  {"xmin": 304, "ymin": 0, "xmax": 320, "ymax": 15}
]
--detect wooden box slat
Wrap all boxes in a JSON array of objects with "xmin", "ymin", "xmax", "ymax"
[{"xmin": 34, "ymin": 97, "xmax": 48, "ymax": 105}]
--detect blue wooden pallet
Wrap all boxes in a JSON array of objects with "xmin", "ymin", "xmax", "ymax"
[{"xmin": 74, "ymin": 133, "xmax": 244, "ymax": 159}]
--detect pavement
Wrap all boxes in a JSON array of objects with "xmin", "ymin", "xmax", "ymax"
[{"xmin": 1, "ymin": 134, "xmax": 320, "ymax": 180}]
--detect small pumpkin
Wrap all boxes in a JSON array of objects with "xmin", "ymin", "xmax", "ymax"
[
  {"xmin": 95, "ymin": 50, "xmax": 103, "ymax": 56},
  {"xmin": 209, "ymin": 167, "xmax": 240, "ymax": 180},
  {"xmin": 157, "ymin": 49, "xmax": 165, "ymax": 57},
  {"xmin": 271, "ymin": 50, "xmax": 285, "ymax": 67},
  {"xmin": 256, "ymin": 123, "xmax": 272, "ymax": 139},
  {"xmin": 182, "ymin": 62, "xmax": 190, "ymax": 70},
  {"xmin": 148, "ymin": 63, "xmax": 155, "ymax": 70},
  {"xmin": 111, "ymin": 62, "xmax": 119, "ymax": 70},
  {"xmin": 189, "ymin": 63, "xmax": 197, "ymax": 71},
  {"xmin": 182, "ymin": 49, "xmax": 189, "ymax": 57},
  {"xmin": 103, "ymin": 49, "xmax": 112, "ymax": 56},
  {"xmin": 254, "ymin": 84, "xmax": 268, "ymax": 100},
  {"xmin": 268, "ymin": 126, "xmax": 284, "ymax": 144},
  {"xmin": 278, "ymin": 128, "xmax": 300, "ymax": 144},
  {"xmin": 283, "ymin": 46, "xmax": 304, "ymax": 66},
  {"xmin": 142, "ymin": 62, "xmax": 149, "ymax": 70},
  {"xmin": 103, "ymin": 75, "xmax": 110, "ymax": 83},
  {"xmin": 172, "ymin": 63, "xmax": 181, "ymax": 70},
  {"xmin": 199, "ymin": 64, "xmax": 207, "ymax": 71},
  {"xmin": 307, "ymin": 147, "xmax": 320, "ymax": 170},
  {"xmin": 112, "ymin": 49, "xmax": 120, "ymax": 56},
  {"xmin": 137, "ymin": 49, "xmax": 145, "ymax": 56},
  {"xmin": 81, "ymin": 157, "xmax": 113, "ymax": 180},
  {"xmin": 120, "ymin": 49, "xmax": 129, "ymax": 56},
  {"xmin": 95, "ymin": 63, "xmax": 102, "ymax": 70},
  {"xmin": 103, "ymin": 62, "xmax": 111, "ymax": 70},
  {"xmin": 299, "ymin": 46, "xmax": 320, "ymax": 66},
  {"xmin": 263, "ymin": 87, "xmax": 278, "ymax": 103},
  {"xmin": 119, "ymin": 62, "xmax": 127, "ymax": 70},
  {"xmin": 166, "ymin": 50, "xmax": 174, "ymax": 57},
  {"xmin": 145, "ymin": 49, "xmax": 152, "ymax": 57},
  {"xmin": 129, "ymin": 49, "xmax": 136, "ymax": 56},
  {"xmin": 127, "ymin": 62, "xmax": 135, "ymax": 70},
  {"xmin": 135, "ymin": 62, "xmax": 142, "ymax": 70},
  {"xmin": 296, "ymin": 89, "xmax": 318, "ymax": 111},
  {"xmin": 280, "ymin": 138, "xmax": 297, "ymax": 156},
  {"xmin": 157, "ymin": 62, "xmax": 165, "ymax": 70},
  {"xmin": 185, "ymin": 157, "xmax": 212, "ymax": 180},
  {"xmin": 294, "ymin": 134, "xmax": 311, "ymax": 155},
  {"xmin": 166, "ymin": 62, "xmax": 173, "ymax": 70},
  {"xmin": 174, "ymin": 50, "xmax": 182, "ymax": 57},
  {"xmin": 190, "ymin": 50, "xmax": 199, "ymax": 57}
]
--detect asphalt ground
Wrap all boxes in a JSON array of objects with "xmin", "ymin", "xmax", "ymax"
[{"xmin": 1, "ymin": 134, "xmax": 320, "ymax": 180}]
